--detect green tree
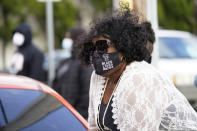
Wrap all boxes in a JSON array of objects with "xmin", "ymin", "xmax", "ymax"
[
  {"xmin": 54, "ymin": 0, "xmax": 77, "ymax": 48},
  {"xmin": 158, "ymin": 0, "xmax": 197, "ymax": 34},
  {"xmin": 0, "ymin": 0, "xmax": 24, "ymax": 69},
  {"xmin": 26, "ymin": 0, "xmax": 77, "ymax": 48},
  {"xmin": 89, "ymin": 0, "xmax": 112, "ymax": 12}
]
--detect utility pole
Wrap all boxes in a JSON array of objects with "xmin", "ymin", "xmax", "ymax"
[
  {"xmin": 146, "ymin": 0, "xmax": 159, "ymax": 67},
  {"xmin": 113, "ymin": 0, "xmax": 119, "ymax": 11},
  {"xmin": 38, "ymin": 0, "xmax": 60, "ymax": 86}
]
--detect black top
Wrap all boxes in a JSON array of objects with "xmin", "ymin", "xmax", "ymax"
[{"xmin": 97, "ymin": 97, "xmax": 119, "ymax": 131}]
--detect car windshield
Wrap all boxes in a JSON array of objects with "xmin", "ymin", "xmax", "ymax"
[{"xmin": 159, "ymin": 36, "xmax": 197, "ymax": 59}]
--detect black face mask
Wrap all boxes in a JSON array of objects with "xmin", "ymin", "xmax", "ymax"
[{"xmin": 92, "ymin": 52, "xmax": 121, "ymax": 75}]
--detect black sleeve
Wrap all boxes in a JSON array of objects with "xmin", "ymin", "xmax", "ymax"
[
  {"xmin": 29, "ymin": 52, "xmax": 45, "ymax": 82},
  {"xmin": 79, "ymin": 65, "xmax": 92, "ymax": 96},
  {"xmin": 76, "ymin": 64, "xmax": 93, "ymax": 118},
  {"xmin": 52, "ymin": 59, "xmax": 69, "ymax": 94},
  {"xmin": 61, "ymin": 60, "xmax": 80, "ymax": 106},
  {"xmin": 52, "ymin": 77, "xmax": 60, "ymax": 93}
]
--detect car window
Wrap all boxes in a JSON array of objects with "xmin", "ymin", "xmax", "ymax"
[
  {"xmin": 0, "ymin": 88, "xmax": 86, "ymax": 131},
  {"xmin": 159, "ymin": 37, "xmax": 197, "ymax": 59},
  {"xmin": 0, "ymin": 89, "xmax": 42, "ymax": 125}
]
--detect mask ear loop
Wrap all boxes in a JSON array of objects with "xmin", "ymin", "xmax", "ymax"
[{"xmin": 120, "ymin": 56, "xmax": 125, "ymax": 62}]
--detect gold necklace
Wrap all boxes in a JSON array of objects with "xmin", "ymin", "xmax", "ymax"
[{"xmin": 97, "ymin": 73, "xmax": 123, "ymax": 131}]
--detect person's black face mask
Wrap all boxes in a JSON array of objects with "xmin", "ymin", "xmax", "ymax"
[{"xmin": 92, "ymin": 52, "xmax": 120, "ymax": 75}]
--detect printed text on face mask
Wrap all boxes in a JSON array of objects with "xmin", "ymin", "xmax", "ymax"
[{"xmin": 102, "ymin": 61, "xmax": 113, "ymax": 71}]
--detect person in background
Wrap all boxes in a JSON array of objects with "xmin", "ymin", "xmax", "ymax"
[
  {"xmin": 79, "ymin": 7, "xmax": 197, "ymax": 131},
  {"xmin": 142, "ymin": 21, "xmax": 155, "ymax": 63},
  {"xmin": 53, "ymin": 27, "xmax": 93, "ymax": 119},
  {"xmin": 10, "ymin": 23, "xmax": 45, "ymax": 82}
]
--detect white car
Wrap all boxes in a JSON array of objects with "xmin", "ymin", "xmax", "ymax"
[{"xmin": 157, "ymin": 30, "xmax": 197, "ymax": 103}]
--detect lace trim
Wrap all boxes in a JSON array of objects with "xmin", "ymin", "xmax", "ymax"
[{"xmin": 94, "ymin": 74, "xmax": 106, "ymax": 126}]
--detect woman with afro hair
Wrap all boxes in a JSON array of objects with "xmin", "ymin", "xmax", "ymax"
[{"xmin": 79, "ymin": 8, "xmax": 197, "ymax": 131}]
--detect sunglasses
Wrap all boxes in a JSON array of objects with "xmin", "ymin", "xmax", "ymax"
[{"xmin": 93, "ymin": 40, "xmax": 111, "ymax": 53}]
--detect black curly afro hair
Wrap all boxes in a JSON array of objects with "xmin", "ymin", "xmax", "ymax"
[
  {"xmin": 79, "ymin": 7, "xmax": 149, "ymax": 65},
  {"xmin": 141, "ymin": 21, "xmax": 155, "ymax": 44}
]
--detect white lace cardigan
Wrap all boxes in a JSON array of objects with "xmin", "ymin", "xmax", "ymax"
[{"xmin": 88, "ymin": 61, "xmax": 197, "ymax": 131}]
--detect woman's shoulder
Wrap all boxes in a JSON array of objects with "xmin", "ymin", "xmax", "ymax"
[
  {"xmin": 124, "ymin": 61, "xmax": 171, "ymax": 83},
  {"xmin": 125, "ymin": 61, "xmax": 158, "ymax": 75}
]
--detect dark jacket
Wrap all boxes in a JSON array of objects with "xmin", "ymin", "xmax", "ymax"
[
  {"xmin": 53, "ymin": 58, "xmax": 93, "ymax": 119},
  {"xmin": 13, "ymin": 24, "xmax": 45, "ymax": 82}
]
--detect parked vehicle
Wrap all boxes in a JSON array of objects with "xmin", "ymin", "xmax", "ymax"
[
  {"xmin": 0, "ymin": 74, "xmax": 88, "ymax": 131},
  {"xmin": 157, "ymin": 30, "xmax": 197, "ymax": 104}
]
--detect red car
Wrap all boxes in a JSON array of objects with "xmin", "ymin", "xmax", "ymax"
[{"xmin": 0, "ymin": 74, "xmax": 88, "ymax": 131}]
